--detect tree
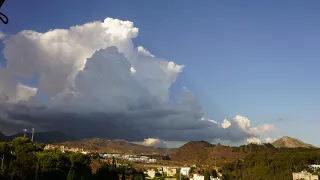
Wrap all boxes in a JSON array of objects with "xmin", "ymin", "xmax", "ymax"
[
  {"xmin": 67, "ymin": 167, "xmax": 76, "ymax": 180},
  {"xmin": 204, "ymin": 170, "xmax": 210, "ymax": 180},
  {"xmin": 10, "ymin": 137, "xmax": 34, "ymax": 154},
  {"xmin": 121, "ymin": 173, "xmax": 126, "ymax": 180},
  {"xmin": 35, "ymin": 151, "xmax": 71, "ymax": 180},
  {"xmin": 69, "ymin": 153, "xmax": 92, "ymax": 179},
  {"xmin": 95, "ymin": 163, "xmax": 118, "ymax": 180},
  {"xmin": 211, "ymin": 169, "xmax": 218, "ymax": 178}
]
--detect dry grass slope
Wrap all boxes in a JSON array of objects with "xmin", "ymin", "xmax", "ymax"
[{"xmin": 171, "ymin": 141, "xmax": 243, "ymax": 166}]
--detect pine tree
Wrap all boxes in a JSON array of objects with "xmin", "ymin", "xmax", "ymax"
[
  {"xmin": 67, "ymin": 167, "xmax": 76, "ymax": 180},
  {"xmin": 204, "ymin": 170, "xmax": 210, "ymax": 180}
]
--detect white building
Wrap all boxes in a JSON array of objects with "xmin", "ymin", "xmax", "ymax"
[
  {"xmin": 163, "ymin": 167, "xmax": 177, "ymax": 177},
  {"xmin": 112, "ymin": 154, "xmax": 120, "ymax": 158},
  {"xmin": 147, "ymin": 169, "xmax": 156, "ymax": 179},
  {"xmin": 149, "ymin": 159, "xmax": 157, "ymax": 163},
  {"xmin": 293, "ymin": 170, "xmax": 319, "ymax": 180},
  {"xmin": 211, "ymin": 177, "xmax": 221, "ymax": 180},
  {"xmin": 190, "ymin": 174, "xmax": 220, "ymax": 180},
  {"xmin": 308, "ymin": 164, "xmax": 320, "ymax": 172},
  {"xmin": 191, "ymin": 174, "xmax": 204, "ymax": 180},
  {"xmin": 180, "ymin": 167, "xmax": 191, "ymax": 176}
]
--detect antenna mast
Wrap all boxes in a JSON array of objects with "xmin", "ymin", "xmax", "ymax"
[
  {"xmin": 31, "ymin": 128, "xmax": 35, "ymax": 142},
  {"xmin": 23, "ymin": 129, "xmax": 27, "ymax": 138}
]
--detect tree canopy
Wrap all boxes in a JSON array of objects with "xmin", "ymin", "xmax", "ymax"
[{"xmin": 0, "ymin": 137, "xmax": 143, "ymax": 180}]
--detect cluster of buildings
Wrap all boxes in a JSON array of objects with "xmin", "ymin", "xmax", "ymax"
[
  {"xmin": 292, "ymin": 164, "xmax": 320, "ymax": 180},
  {"xmin": 145, "ymin": 167, "xmax": 221, "ymax": 180},
  {"xmin": 145, "ymin": 167, "xmax": 178, "ymax": 179},
  {"xmin": 44, "ymin": 145, "xmax": 159, "ymax": 164},
  {"xmin": 292, "ymin": 170, "xmax": 318, "ymax": 180},
  {"xmin": 99, "ymin": 153, "xmax": 157, "ymax": 163},
  {"xmin": 44, "ymin": 144, "xmax": 91, "ymax": 154}
]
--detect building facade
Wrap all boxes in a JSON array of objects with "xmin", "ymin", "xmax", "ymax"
[{"xmin": 292, "ymin": 170, "xmax": 319, "ymax": 180}]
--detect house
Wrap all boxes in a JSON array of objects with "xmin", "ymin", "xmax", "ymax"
[
  {"xmin": 147, "ymin": 169, "xmax": 156, "ymax": 179},
  {"xmin": 112, "ymin": 154, "xmax": 120, "ymax": 158},
  {"xmin": 210, "ymin": 177, "xmax": 221, "ymax": 180},
  {"xmin": 180, "ymin": 167, "xmax": 191, "ymax": 176},
  {"xmin": 293, "ymin": 170, "xmax": 319, "ymax": 180},
  {"xmin": 190, "ymin": 174, "xmax": 221, "ymax": 180},
  {"xmin": 149, "ymin": 159, "xmax": 157, "ymax": 163},
  {"xmin": 191, "ymin": 174, "xmax": 204, "ymax": 180},
  {"xmin": 308, "ymin": 164, "xmax": 320, "ymax": 172},
  {"xmin": 164, "ymin": 168, "xmax": 177, "ymax": 177}
]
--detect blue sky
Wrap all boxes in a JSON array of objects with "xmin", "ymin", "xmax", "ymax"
[{"xmin": 1, "ymin": 0, "xmax": 320, "ymax": 145}]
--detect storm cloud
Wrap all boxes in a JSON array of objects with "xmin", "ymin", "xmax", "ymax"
[{"xmin": 0, "ymin": 18, "xmax": 275, "ymax": 142}]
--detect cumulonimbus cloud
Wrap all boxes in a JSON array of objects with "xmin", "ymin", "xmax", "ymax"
[{"xmin": 0, "ymin": 17, "xmax": 275, "ymax": 142}]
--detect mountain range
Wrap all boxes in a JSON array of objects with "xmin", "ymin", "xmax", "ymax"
[{"xmin": 0, "ymin": 131, "xmax": 318, "ymax": 164}]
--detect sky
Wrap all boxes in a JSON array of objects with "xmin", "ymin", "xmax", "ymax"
[{"xmin": 0, "ymin": 0, "xmax": 320, "ymax": 148}]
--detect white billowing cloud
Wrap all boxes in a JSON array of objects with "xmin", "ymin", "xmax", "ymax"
[
  {"xmin": 246, "ymin": 137, "xmax": 261, "ymax": 144},
  {"xmin": 142, "ymin": 138, "xmax": 167, "ymax": 148},
  {"xmin": 130, "ymin": 66, "xmax": 136, "ymax": 74},
  {"xmin": 102, "ymin": 18, "xmax": 139, "ymax": 40},
  {"xmin": 265, "ymin": 137, "xmax": 277, "ymax": 143},
  {"xmin": 3, "ymin": 18, "xmax": 139, "ymax": 97},
  {"xmin": 3, "ymin": 17, "xmax": 182, "ymax": 103},
  {"xmin": 0, "ymin": 31, "xmax": 6, "ymax": 39},
  {"xmin": 221, "ymin": 119, "xmax": 231, "ymax": 129},
  {"xmin": 13, "ymin": 83, "xmax": 37, "ymax": 103},
  {"xmin": 252, "ymin": 124, "xmax": 276, "ymax": 134},
  {"xmin": 0, "ymin": 17, "xmax": 276, "ymax": 142},
  {"xmin": 216, "ymin": 115, "xmax": 275, "ymax": 142},
  {"xmin": 137, "ymin": 46, "xmax": 154, "ymax": 57},
  {"xmin": 231, "ymin": 115, "xmax": 275, "ymax": 136}
]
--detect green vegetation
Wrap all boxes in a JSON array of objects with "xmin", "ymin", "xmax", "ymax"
[
  {"xmin": 0, "ymin": 137, "xmax": 144, "ymax": 180},
  {"xmin": 204, "ymin": 170, "xmax": 210, "ymax": 180},
  {"xmin": 3, "ymin": 137, "xmax": 320, "ymax": 180},
  {"xmin": 221, "ymin": 148, "xmax": 320, "ymax": 180}
]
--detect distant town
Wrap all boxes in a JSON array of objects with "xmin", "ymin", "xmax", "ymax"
[
  {"xmin": 42, "ymin": 142, "xmax": 320, "ymax": 180},
  {"xmin": 43, "ymin": 143, "xmax": 222, "ymax": 180}
]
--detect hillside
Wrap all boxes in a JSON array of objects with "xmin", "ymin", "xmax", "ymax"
[
  {"xmin": 58, "ymin": 138, "xmax": 174, "ymax": 155},
  {"xmin": 171, "ymin": 141, "xmax": 278, "ymax": 166},
  {"xmin": 171, "ymin": 141, "xmax": 244, "ymax": 166},
  {"xmin": 0, "ymin": 131, "xmax": 75, "ymax": 144},
  {"xmin": 170, "ymin": 141, "xmax": 213, "ymax": 164},
  {"xmin": 272, "ymin": 136, "xmax": 317, "ymax": 148}
]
